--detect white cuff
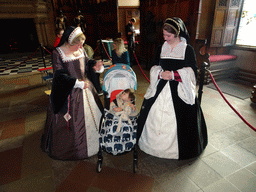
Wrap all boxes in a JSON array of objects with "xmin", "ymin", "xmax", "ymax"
[
  {"xmin": 74, "ymin": 79, "xmax": 84, "ymax": 89},
  {"xmin": 171, "ymin": 71, "xmax": 174, "ymax": 80},
  {"xmin": 159, "ymin": 70, "xmax": 163, "ymax": 79}
]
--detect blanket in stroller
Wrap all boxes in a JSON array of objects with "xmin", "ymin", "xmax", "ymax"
[{"xmin": 99, "ymin": 109, "xmax": 138, "ymax": 155}]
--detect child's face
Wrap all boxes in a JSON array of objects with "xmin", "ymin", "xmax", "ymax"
[{"xmin": 120, "ymin": 92, "xmax": 130, "ymax": 102}]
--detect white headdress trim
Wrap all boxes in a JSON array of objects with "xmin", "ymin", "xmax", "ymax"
[{"xmin": 68, "ymin": 27, "xmax": 83, "ymax": 45}]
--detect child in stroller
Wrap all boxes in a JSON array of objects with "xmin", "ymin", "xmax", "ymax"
[
  {"xmin": 97, "ymin": 64, "xmax": 138, "ymax": 173},
  {"xmin": 109, "ymin": 88, "xmax": 138, "ymax": 132}
]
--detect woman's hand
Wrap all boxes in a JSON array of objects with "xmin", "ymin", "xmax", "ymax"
[
  {"xmin": 161, "ymin": 71, "xmax": 173, "ymax": 80},
  {"xmin": 83, "ymin": 80, "xmax": 91, "ymax": 89},
  {"xmin": 93, "ymin": 60, "xmax": 104, "ymax": 72}
]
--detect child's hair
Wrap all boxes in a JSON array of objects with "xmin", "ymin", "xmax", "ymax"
[
  {"xmin": 56, "ymin": 28, "xmax": 64, "ymax": 36},
  {"xmin": 113, "ymin": 38, "xmax": 126, "ymax": 56},
  {"xmin": 123, "ymin": 88, "xmax": 135, "ymax": 103}
]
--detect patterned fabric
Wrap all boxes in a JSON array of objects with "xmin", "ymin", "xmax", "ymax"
[{"xmin": 99, "ymin": 109, "xmax": 138, "ymax": 155}]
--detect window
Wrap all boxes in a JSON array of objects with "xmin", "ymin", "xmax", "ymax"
[{"xmin": 236, "ymin": 0, "xmax": 256, "ymax": 47}]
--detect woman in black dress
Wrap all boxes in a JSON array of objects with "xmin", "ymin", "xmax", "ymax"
[{"xmin": 137, "ymin": 18, "xmax": 208, "ymax": 160}]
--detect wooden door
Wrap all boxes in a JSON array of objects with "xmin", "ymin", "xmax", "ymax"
[{"xmin": 210, "ymin": 0, "xmax": 243, "ymax": 47}]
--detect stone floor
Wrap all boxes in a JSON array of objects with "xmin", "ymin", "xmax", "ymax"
[{"xmin": 0, "ymin": 62, "xmax": 256, "ymax": 192}]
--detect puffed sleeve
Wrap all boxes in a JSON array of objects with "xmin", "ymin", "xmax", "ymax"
[{"xmin": 52, "ymin": 49, "xmax": 63, "ymax": 72}]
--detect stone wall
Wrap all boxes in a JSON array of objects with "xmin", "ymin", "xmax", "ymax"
[{"xmin": 0, "ymin": 0, "xmax": 55, "ymax": 49}]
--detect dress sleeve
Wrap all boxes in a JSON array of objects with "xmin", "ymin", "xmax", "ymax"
[
  {"xmin": 144, "ymin": 65, "xmax": 162, "ymax": 99},
  {"xmin": 52, "ymin": 49, "xmax": 63, "ymax": 72},
  {"xmin": 177, "ymin": 67, "xmax": 196, "ymax": 105},
  {"xmin": 50, "ymin": 69, "xmax": 76, "ymax": 114},
  {"xmin": 176, "ymin": 45, "xmax": 198, "ymax": 105}
]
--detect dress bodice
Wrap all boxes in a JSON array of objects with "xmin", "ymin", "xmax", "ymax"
[
  {"xmin": 160, "ymin": 58, "xmax": 186, "ymax": 71},
  {"xmin": 53, "ymin": 48, "xmax": 89, "ymax": 80}
]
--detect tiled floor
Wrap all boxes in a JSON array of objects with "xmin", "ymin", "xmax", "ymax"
[
  {"xmin": 0, "ymin": 53, "xmax": 52, "ymax": 76},
  {"xmin": 0, "ymin": 59, "xmax": 256, "ymax": 192}
]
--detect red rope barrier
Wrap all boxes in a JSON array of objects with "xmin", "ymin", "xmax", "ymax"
[
  {"xmin": 102, "ymin": 43, "xmax": 112, "ymax": 61},
  {"xmin": 42, "ymin": 46, "xmax": 52, "ymax": 55},
  {"xmin": 209, "ymin": 72, "xmax": 256, "ymax": 132},
  {"xmin": 94, "ymin": 45, "xmax": 98, "ymax": 53},
  {"xmin": 133, "ymin": 52, "xmax": 150, "ymax": 83}
]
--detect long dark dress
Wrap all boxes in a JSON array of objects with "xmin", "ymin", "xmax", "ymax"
[
  {"xmin": 41, "ymin": 48, "xmax": 104, "ymax": 160},
  {"xmin": 137, "ymin": 40, "xmax": 208, "ymax": 160}
]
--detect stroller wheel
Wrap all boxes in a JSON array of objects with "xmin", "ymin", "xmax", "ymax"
[
  {"xmin": 133, "ymin": 159, "xmax": 138, "ymax": 173},
  {"xmin": 97, "ymin": 161, "xmax": 102, "ymax": 173}
]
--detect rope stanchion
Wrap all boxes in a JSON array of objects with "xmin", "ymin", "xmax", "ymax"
[
  {"xmin": 133, "ymin": 52, "xmax": 150, "ymax": 83},
  {"xmin": 0, "ymin": 47, "xmax": 40, "ymax": 72},
  {"xmin": 42, "ymin": 45, "xmax": 52, "ymax": 55},
  {"xmin": 209, "ymin": 71, "xmax": 256, "ymax": 132},
  {"xmin": 101, "ymin": 43, "xmax": 112, "ymax": 61}
]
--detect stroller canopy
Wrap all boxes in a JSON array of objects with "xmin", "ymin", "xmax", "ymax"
[{"xmin": 102, "ymin": 64, "xmax": 137, "ymax": 98}]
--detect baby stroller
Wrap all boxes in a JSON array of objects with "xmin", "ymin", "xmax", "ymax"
[{"xmin": 97, "ymin": 64, "xmax": 138, "ymax": 173}]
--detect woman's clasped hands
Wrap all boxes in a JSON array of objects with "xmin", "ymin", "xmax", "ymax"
[{"xmin": 161, "ymin": 70, "xmax": 173, "ymax": 80}]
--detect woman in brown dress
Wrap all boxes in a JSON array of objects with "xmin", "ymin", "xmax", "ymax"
[{"xmin": 41, "ymin": 26, "xmax": 104, "ymax": 160}]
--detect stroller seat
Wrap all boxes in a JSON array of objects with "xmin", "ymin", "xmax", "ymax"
[{"xmin": 97, "ymin": 64, "xmax": 138, "ymax": 173}]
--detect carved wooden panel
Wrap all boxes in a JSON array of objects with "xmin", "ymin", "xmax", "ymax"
[
  {"xmin": 210, "ymin": 0, "xmax": 242, "ymax": 47},
  {"xmin": 230, "ymin": 0, "xmax": 241, "ymax": 7},
  {"xmin": 227, "ymin": 10, "xmax": 238, "ymax": 27},
  {"xmin": 211, "ymin": 29, "xmax": 223, "ymax": 46},
  {"xmin": 223, "ymin": 28, "xmax": 235, "ymax": 45},
  {"xmin": 215, "ymin": 10, "xmax": 226, "ymax": 27},
  {"xmin": 218, "ymin": 0, "xmax": 228, "ymax": 6}
]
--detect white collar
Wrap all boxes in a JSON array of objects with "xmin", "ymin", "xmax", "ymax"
[
  {"xmin": 160, "ymin": 37, "xmax": 187, "ymax": 60},
  {"xmin": 57, "ymin": 47, "xmax": 85, "ymax": 62}
]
